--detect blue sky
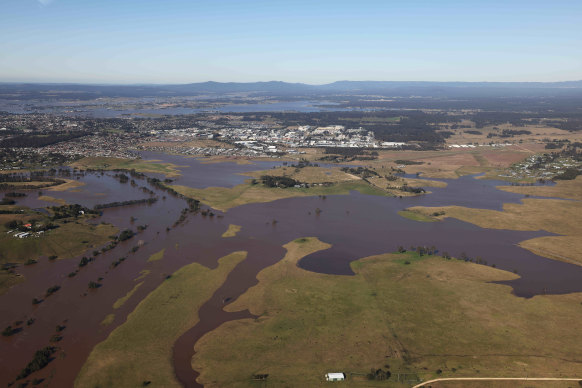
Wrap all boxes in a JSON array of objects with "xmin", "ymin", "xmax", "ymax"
[{"xmin": 0, "ymin": 0, "xmax": 581, "ymax": 83}]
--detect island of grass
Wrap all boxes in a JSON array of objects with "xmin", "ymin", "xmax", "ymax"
[
  {"xmin": 222, "ymin": 224, "xmax": 241, "ymax": 238},
  {"xmin": 168, "ymin": 163, "xmax": 408, "ymax": 212},
  {"xmin": 170, "ymin": 179, "xmax": 392, "ymax": 212},
  {"xmin": 69, "ymin": 156, "xmax": 182, "ymax": 178},
  {"xmin": 147, "ymin": 249, "xmax": 165, "ymax": 263},
  {"xmin": 75, "ymin": 251, "xmax": 247, "ymax": 388},
  {"xmin": 191, "ymin": 238, "xmax": 582, "ymax": 387},
  {"xmin": 397, "ymin": 209, "xmax": 439, "ymax": 223}
]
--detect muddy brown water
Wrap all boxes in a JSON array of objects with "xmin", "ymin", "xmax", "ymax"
[{"xmin": 1, "ymin": 154, "xmax": 581, "ymax": 387}]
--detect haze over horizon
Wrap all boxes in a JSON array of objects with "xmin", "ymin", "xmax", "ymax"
[{"xmin": 1, "ymin": 0, "xmax": 581, "ymax": 84}]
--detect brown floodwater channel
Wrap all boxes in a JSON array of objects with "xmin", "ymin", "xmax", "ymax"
[{"xmin": 1, "ymin": 153, "xmax": 581, "ymax": 388}]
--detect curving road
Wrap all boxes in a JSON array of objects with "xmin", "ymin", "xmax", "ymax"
[{"xmin": 413, "ymin": 377, "xmax": 582, "ymax": 387}]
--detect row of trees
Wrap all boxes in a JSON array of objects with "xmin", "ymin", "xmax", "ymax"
[{"xmin": 93, "ymin": 197, "xmax": 157, "ymax": 210}]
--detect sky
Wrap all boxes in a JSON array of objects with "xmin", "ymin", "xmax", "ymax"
[{"xmin": 0, "ymin": 0, "xmax": 581, "ymax": 84}]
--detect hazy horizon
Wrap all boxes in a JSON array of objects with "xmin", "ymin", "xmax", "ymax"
[
  {"xmin": 1, "ymin": 79, "xmax": 582, "ymax": 87},
  {"xmin": 1, "ymin": 0, "xmax": 581, "ymax": 84}
]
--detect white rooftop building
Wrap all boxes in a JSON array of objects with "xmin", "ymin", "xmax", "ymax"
[{"xmin": 325, "ymin": 373, "xmax": 345, "ymax": 382}]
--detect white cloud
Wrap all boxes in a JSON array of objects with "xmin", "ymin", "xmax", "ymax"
[{"xmin": 38, "ymin": 0, "xmax": 54, "ymax": 6}]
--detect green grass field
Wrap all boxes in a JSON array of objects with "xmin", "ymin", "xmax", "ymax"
[
  {"xmin": 147, "ymin": 249, "xmax": 165, "ymax": 262},
  {"xmin": 222, "ymin": 224, "xmax": 241, "ymax": 238},
  {"xmin": 192, "ymin": 238, "xmax": 582, "ymax": 387},
  {"xmin": 75, "ymin": 251, "xmax": 247, "ymax": 388},
  {"xmin": 171, "ymin": 180, "xmax": 392, "ymax": 212},
  {"xmin": 0, "ymin": 219, "xmax": 117, "ymax": 263},
  {"xmin": 397, "ymin": 210, "xmax": 438, "ymax": 223}
]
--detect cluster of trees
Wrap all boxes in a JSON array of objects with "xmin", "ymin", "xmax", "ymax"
[
  {"xmin": 554, "ymin": 168, "xmax": 582, "ymax": 180},
  {"xmin": 110, "ymin": 256, "xmax": 127, "ymax": 269},
  {"xmin": 117, "ymin": 229, "xmax": 135, "ymax": 242},
  {"xmin": 4, "ymin": 219, "xmax": 57, "ymax": 232},
  {"xmin": 45, "ymin": 285, "xmax": 60, "ymax": 297},
  {"xmin": 470, "ymin": 112, "xmax": 534, "ymax": 128},
  {"xmin": 323, "ymin": 147, "xmax": 378, "ymax": 159},
  {"xmin": 398, "ymin": 245, "xmax": 439, "ymax": 256},
  {"xmin": 488, "ymin": 129, "xmax": 532, "ymax": 138},
  {"xmin": 15, "ymin": 346, "xmax": 56, "ymax": 380},
  {"xmin": 113, "ymin": 173, "xmax": 130, "ymax": 183},
  {"xmin": 261, "ymin": 175, "xmax": 301, "ymax": 188},
  {"xmin": 0, "ymin": 197, "xmax": 15, "ymax": 205},
  {"xmin": 0, "ymin": 131, "xmax": 90, "ymax": 148},
  {"xmin": 367, "ymin": 368, "xmax": 391, "ymax": 381},
  {"xmin": 544, "ymin": 140, "xmax": 569, "ymax": 149},
  {"xmin": 4, "ymin": 192, "xmax": 27, "ymax": 197},
  {"xmin": 399, "ymin": 185, "xmax": 426, "ymax": 194},
  {"xmin": 2, "ymin": 324, "xmax": 22, "ymax": 337},
  {"xmin": 50, "ymin": 204, "xmax": 97, "ymax": 220},
  {"xmin": 548, "ymin": 117, "xmax": 582, "ymax": 132},
  {"xmin": 286, "ymin": 158, "xmax": 318, "ymax": 168},
  {"xmin": 0, "ymin": 149, "xmax": 80, "ymax": 170},
  {"xmin": 88, "ymin": 281, "xmax": 101, "ymax": 289},
  {"xmin": 79, "ymin": 256, "xmax": 94, "ymax": 267},
  {"xmin": 394, "ymin": 159, "xmax": 424, "ymax": 166},
  {"xmin": 341, "ymin": 166, "xmax": 379, "ymax": 178}
]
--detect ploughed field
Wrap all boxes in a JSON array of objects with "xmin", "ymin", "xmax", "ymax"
[{"xmin": 0, "ymin": 151, "xmax": 581, "ymax": 388}]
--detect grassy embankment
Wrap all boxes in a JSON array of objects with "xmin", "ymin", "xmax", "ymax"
[
  {"xmin": 222, "ymin": 224, "xmax": 241, "ymax": 238},
  {"xmin": 113, "ymin": 282, "xmax": 144, "ymax": 310},
  {"xmin": 75, "ymin": 251, "xmax": 247, "ymax": 388},
  {"xmin": 407, "ymin": 176, "xmax": 582, "ymax": 266},
  {"xmin": 193, "ymin": 238, "xmax": 582, "ymax": 387},
  {"xmin": 69, "ymin": 156, "xmax": 182, "ymax": 177},
  {"xmin": 47, "ymin": 179, "xmax": 85, "ymax": 192},
  {"xmin": 37, "ymin": 195, "xmax": 67, "ymax": 205}
]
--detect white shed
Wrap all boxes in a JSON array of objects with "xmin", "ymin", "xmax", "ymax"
[{"xmin": 325, "ymin": 373, "xmax": 345, "ymax": 382}]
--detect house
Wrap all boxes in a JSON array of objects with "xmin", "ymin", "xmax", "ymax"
[{"xmin": 325, "ymin": 373, "xmax": 345, "ymax": 382}]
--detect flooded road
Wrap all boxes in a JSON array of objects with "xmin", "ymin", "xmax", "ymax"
[{"xmin": 1, "ymin": 153, "xmax": 580, "ymax": 387}]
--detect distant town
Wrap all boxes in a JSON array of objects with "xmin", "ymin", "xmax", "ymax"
[{"xmin": 0, "ymin": 110, "xmax": 539, "ymax": 170}]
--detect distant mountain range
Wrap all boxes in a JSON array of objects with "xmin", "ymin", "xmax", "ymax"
[{"xmin": 2, "ymin": 80, "xmax": 582, "ymax": 100}]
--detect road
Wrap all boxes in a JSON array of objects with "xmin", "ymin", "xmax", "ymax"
[{"xmin": 413, "ymin": 377, "xmax": 581, "ymax": 387}]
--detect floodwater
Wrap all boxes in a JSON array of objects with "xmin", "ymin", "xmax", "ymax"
[{"xmin": 1, "ymin": 154, "xmax": 581, "ymax": 388}]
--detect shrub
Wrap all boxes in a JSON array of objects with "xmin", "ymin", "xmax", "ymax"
[
  {"xmin": 45, "ymin": 285, "xmax": 60, "ymax": 297},
  {"xmin": 16, "ymin": 346, "xmax": 56, "ymax": 380},
  {"xmin": 88, "ymin": 281, "xmax": 101, "ymax": 289}
]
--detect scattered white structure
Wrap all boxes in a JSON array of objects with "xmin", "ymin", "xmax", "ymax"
[{"xmin": 325, "ymin": 372, "xmax": 345, "ymax": 382}]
